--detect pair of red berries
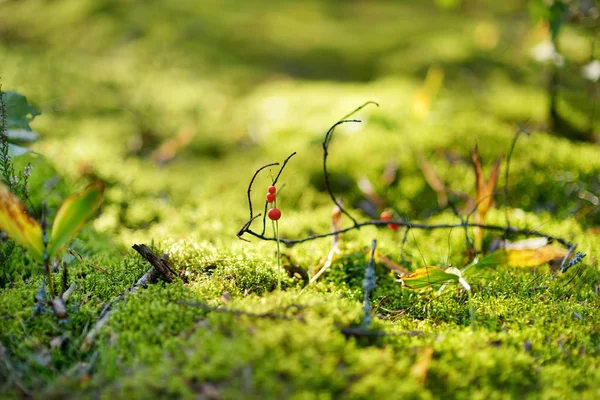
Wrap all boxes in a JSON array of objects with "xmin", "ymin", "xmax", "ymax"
[
  {"xmin": 380, "ymin": 210, "xmax": 399, "ymax": 231},
  {"xmin": 266, "ymin": 185, "xmax": 281, "ymax": 221}
]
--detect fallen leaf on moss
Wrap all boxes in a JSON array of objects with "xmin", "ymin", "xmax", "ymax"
[
  {"xmin": 477, "ymin": 245, "xmax": 569, "ymax": 268},
  {"xmin": 401, "ymin": 266, "xmax": 462, "ymax": 289}
]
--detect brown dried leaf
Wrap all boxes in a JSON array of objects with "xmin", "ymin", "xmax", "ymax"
[
  {"xmin": 471, "ymin": 144, "xmax": 486, "ymax": 215},
  {"xmin": 471, "ymin": 145, "xmax": 502, "ymax": 251},
  {"xmin": 471, "ymin": 146, "xmax": 502, "ymax": 218},
  {"xmin": 484, "ymin": 155, "xmax": 502, "ymax": 211}
]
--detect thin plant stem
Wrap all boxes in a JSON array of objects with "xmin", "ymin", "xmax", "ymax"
[
  {"xmin": 41, "ymin": 203, "xmax": 55, "ymax": 299},
  {"xmin": 273, "ymin": 219, "xmax": 281, "ymax": 291},
  {"xmin": 467, "ymin": 289, "xmax": 475, "ymax": 332}
]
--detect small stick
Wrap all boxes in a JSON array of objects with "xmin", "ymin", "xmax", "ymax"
[
  {"xmin": 62, "ymin": 283, "xmax": 77, "ymax": 302},
  {"xmin": 132, "ymin": 244, "xmax": 175, "ymax": 282},
  {"xmin": 41, "ymin": 202, "xmax": 55, "ymax": 299}
]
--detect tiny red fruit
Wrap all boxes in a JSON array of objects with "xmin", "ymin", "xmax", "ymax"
[
  {"xmin": 380, "ymin": 210, "xmax": 399, "ymax": 231},
  {"xmin": 380, "ymin": 211, "xmax": 392, "ymax": 221},
  {"xmin": 266, "ymin": 192, "xmax": 276, "ymax": 203},
  {"xmin": 268, "ymin": 208, "xmax": 281, "ymax": 221},
  {"xmin": 268, "ymin": 185, "xmax": 276, "ymax": 194}
]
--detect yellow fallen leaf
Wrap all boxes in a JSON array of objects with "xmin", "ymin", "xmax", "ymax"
[
  {"xmin": 478, "ymin": 245, "xmax": 569, "ymax": 268},
  {"xmin": 401, "ymin": 266, "xmax": 460, "ymax": 289},
  {"xmin": 412, "ymin": 66, "xmax": 444, "ymax": 120}
]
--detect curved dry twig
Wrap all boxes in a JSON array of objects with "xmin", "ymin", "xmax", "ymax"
[
  {"xmin": 322, "ymin": 101, "xmax": 379, "ymax": 227},
  {"xmin": 323, "ymin": 119, "xmax": 362, "ymax": 226}
]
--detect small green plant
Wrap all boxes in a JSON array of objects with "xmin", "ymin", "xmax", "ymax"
[
  {"xmin": 0, "ymin": 85, "xmax": 41, "ymax": 285},
  {"xmin": 0, "ymin": 180, "xmax": 104, "ymax": 310}
]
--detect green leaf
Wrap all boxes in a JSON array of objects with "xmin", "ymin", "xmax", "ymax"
[
  {"xmin": 3, "ymin": 91, "xmax": 41, "ymax": 131},
  {"xmin": 48, "ymin": 181, "xmax": 104, "ymax": 256},
  {"xmin": 0, "ymin": 181, "xmax": 44, "ymax": 262},
  {"xmin": 401, "ymin": 266, "xmax": 461, "ymax": 290}
]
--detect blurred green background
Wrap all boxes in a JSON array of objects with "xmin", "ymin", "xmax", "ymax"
[{"xmin": 0, "ymin": 0, "xmax": 598, "ymax": 244}]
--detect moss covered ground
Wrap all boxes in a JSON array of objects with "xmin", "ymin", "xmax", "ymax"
[{"xmin": 1, "ymin": 1, "xmax": 599, "ymax": 398}]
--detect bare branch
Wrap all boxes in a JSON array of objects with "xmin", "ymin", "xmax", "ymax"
[
  {"xmin": 322, "ymin": 101, "xmax": 379, "ymax": 227},
  {"xmin": 242, "ymin": 218, "xmax": 575, "ymax": 249}
]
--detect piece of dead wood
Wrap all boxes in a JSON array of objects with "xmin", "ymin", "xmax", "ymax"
[{"xmin": 132, "ymin": 244, "xmax": 176, "ymax": 282}]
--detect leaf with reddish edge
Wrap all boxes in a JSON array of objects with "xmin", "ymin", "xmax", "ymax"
[
  {"xmin": 48, "ymin": 181, "xmax": 104, "ymax": 255},
  {"xmin": 0, "ymin": 182, "xmax": 44, "ymax": 262},
  {"xmin": 471, "ymin": 144, "xmax": 502, "ymax": 250},
  {"xmin": 401, "ymin": 266, "xmax": 461, "ymax": 290},
  {"xmin": 471, "ymin": 144, "xmax": 502, "ymax": 217}
]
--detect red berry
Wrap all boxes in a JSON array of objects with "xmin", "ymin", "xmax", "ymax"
[
  {"xmin": 266, "ymin": 192, "xmax": 276, "ymax": 203},
  {"xmin": 380, "ymin": 210, "xmax": 399, "ymax": 230},
  {"xmin": 268, "ymin": 208, "xmax": 281, "ymax": 221},
  {"xmin": 268, "ymin": 185, "xmax": 276, "ymax": 194}
]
